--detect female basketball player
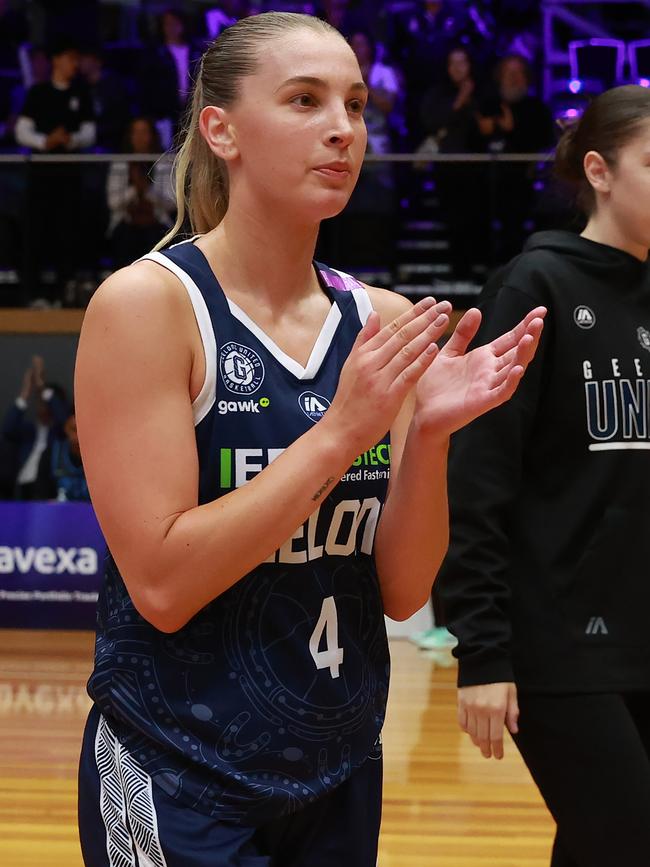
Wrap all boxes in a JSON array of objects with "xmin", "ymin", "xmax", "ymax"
[
  {"xmin": 437, "ymin": 85, "xmax": 650, "ymax": 867},
  {"xmin": 74, "ymin": 13, "xmax": 544, "ymax": 866}
]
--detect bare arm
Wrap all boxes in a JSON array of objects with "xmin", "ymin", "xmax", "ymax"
[
  {"xmin": 75, "ymin": 264, "xmax": 449, "ymax": 633},
  {"xmin": 367, "ymin": 289, "xmax": 451, "ymax": 621}
]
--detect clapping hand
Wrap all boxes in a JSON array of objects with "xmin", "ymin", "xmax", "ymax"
[{"xmin": 413, "ymin": 306, "xmax": 546, "ymax": 439}]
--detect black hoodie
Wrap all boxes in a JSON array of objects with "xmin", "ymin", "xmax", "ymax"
[{"xmin": 437, "ymin": 230, "xmax": 650, "ymax": 693}]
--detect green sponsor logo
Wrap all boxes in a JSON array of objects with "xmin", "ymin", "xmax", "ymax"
[{"xmin": 352, "ymin": 444, "xmax": 391, "ymax": 467}]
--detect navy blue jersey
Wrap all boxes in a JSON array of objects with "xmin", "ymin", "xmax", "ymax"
[{"xmin": 87, "ymin": 238, "xmax": 391, "ymax": 824}]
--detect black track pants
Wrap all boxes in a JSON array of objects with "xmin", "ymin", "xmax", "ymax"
[{"xmin": 513, "ymin": 692, "xmax": 650, "ymax": 866}]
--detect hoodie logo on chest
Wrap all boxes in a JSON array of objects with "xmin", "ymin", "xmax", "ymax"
[
  {"xmin": 637, "ymin": 327, "xmax": 650, "ymax": 353},
  {"xmin": 574, "ymin": 306, "xmax": 595, "ymax": 329}
]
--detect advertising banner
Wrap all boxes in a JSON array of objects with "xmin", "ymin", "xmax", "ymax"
[{"xmin": 0, "ymin": 502, "xmax": 104, "ymax": 629}]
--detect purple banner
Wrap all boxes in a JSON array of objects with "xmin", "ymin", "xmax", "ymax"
[{"xmin": 0, "ymin": 501, "xmax": 105, "ymax": 629}]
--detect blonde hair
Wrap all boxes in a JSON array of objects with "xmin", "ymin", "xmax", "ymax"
[{"xmin": 155, "ymin": 12, "xmax": 341, "ymax": 251}]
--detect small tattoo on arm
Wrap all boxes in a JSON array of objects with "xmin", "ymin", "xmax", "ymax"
[{"xmin": 312, "ymin": 477, "xmax": 335, "ymax": 501}]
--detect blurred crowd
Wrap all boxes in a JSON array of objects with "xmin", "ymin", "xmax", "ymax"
[{"xmin": 0, "ymin": 0, "xmax": 560, "ymax": 303}]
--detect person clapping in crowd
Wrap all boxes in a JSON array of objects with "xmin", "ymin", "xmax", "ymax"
[
  {"xmin": 477, "ymin": 53, "xmax": 555, "ymax": 262},
  {"xmin": 1, "ymin": 356, "xmax": 69, "ymax": 500},
  {"xmin": 106, "ymin": 116, "xmax": 176, "ymax": 270},
  {"xmin": 420, "ymin": 46, "xmax": 488, "ymax": 288}
]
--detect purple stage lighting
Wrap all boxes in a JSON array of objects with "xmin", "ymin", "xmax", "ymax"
[{"xmin": 568, "ymin": 79, "xmax": 583, "ymax": 94}]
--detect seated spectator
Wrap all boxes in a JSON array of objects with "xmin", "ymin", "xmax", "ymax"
[
  {"xmin": 420, "ymin": 46, "xmax": 488, "ymax": 285},
  {"xmin": 1, "ymin": 356, "xmax": 69, "ymax": 500},
  {"xmin": 14, "ymin": 39, "xmax": 96, "ymax": 303},
  {"xmin": 107, "ymin": 117, "xmax": 175, "ymax": 269},
  {"xmin": 139, "ymin": 8, "xmax": 204, "ymax": 149},
  {"xmin": 477, "ymin": 53, "xmax": 555, "ymax": 262},
  {"xmin": 35, "ymin": 408, "xmax": 89, "ymax": 502}
]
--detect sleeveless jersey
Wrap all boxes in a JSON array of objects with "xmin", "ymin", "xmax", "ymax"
[{"xmin": 86, "ymin": 238, "xmax": 391, "ymax": 825}]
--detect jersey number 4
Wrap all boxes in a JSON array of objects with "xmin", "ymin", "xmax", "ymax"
[{"xmin": 309, "ymin": 596, "xmax": 344, "ymax": 679}]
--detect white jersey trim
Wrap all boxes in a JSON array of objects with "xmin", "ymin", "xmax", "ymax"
[
  {"xmin": 350, "ymin": 285, "xmax": 374, "ymax": 326},
  {"xmin": 226, "ymin": 297, "xmax": 343, "ymax": 381},
  {"xmin": 139, "ymin": 251, "xmax": 217, "ymax": 427}
]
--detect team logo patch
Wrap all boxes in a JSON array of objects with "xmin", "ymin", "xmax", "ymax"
[
  {"xmin": 638, "ymin": 327, "xmax": 650, "ymax": 353},
  {"xmin": 574, "ymin": 306, "xmax": 595, "ymax": 329},
  {"xmin": 298, "ymin": 391, "xmax": 330, "ymax": 423},
  {"xmin": 219, "ymin": 342, "xmax": 265, "ymax": 394}
]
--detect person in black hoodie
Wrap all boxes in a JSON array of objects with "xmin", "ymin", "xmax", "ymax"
[{"xmin": 436, "ymin": 84, "xmax": 650, "ymax": 867}]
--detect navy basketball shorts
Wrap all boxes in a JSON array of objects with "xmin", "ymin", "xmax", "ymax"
[{"xmin": 78, "ymin": 705, "xmax": 383, "ymax": 867}]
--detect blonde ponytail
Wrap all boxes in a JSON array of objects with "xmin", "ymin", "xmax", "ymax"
[
  {"xmin": 154, "ymin": 76, "xmax": 229, "ymax": 251},
  {"xmin": 153, "ymin": 11, "xmax": 341, "ymax": 251}
]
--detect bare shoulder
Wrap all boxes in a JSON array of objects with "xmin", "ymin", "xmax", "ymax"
[
  {"xmin": 85, "ymin": 259, "xmax": 187, "ymax": 327},
  {"xmin": 77, "ymin": 258, "xmax": 199, "ymax": 400},
  {"xmin": 360, "ymin": 282, "xmax": 413, "ymax": 326}
]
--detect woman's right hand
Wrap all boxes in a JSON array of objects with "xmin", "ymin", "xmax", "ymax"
[
  {"xmin": 458, "ymin": 681, "xmax": 520, "ymax": 760},
  {"xmin": 324, "ymin": 297, "xmax": 451, "ymax": 457}
]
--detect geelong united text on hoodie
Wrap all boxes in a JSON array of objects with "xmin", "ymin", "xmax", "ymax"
[{"xmin": 437, "ymin": 230, "xmax": 650, "ymax": 692}]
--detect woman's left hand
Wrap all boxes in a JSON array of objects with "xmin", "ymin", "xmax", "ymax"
[{"xmin": 413, "ymin": 306, "xmax": 546, "ymax": 439}]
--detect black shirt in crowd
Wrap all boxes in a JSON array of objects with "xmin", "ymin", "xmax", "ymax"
[{"xmin": 21, "ymin": 80, "xmax": 94, "ymax": 151}]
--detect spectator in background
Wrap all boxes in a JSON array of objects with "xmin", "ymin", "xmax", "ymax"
[
  {"xmin": 350, "ymin": 29, "xmax": 400, "ymax": 156},
  {"xmin": 35, "ymin": 408, "xmax": 89, "ymax": 501},
  {"xmin": 14, "ymin": 39, "xmax": 96, "ymax": 304},
  {"xmin": 79, "ymin": 47, "xmax": 129, "ymax": 152},
  {"xmin": 420, "ymin": 46, "xmax": 488, "ymax": 288},
  {"xmin": 421, "ymin": 46, "xmax": 481, "ymax": 154},
  {"xmin": 139, "ymin": 8, "xmax": 204, "ymax": 149},
  {"xmin": 14, "ymin": 40, "xmax": 95, "ymax": 156},
  {"xmin": 107, "ymin": 117, "xmax": 175, "ymax": 269},
  {"xmin": 1, "ymin": 47, "xmax": 50, "ymax": 145},
  {"xmin": 323, "ymin": 28, "xmax": 399, "ymax": 274},
  {"xmin": 1, "ymin": 356, "xmax": 69, "ymax": 500},
  {"xmin": 478, "ymin": 54, "xmax": 554, "ymax": 153},
  {"xmin": 477, "ymin": 53, "xmax": 555, "ymax": 263},
  {"xmin": 391, "ymin": 0, "xmax": 453, "ymax": 145}
]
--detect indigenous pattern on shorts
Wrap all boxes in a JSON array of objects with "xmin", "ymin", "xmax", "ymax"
[{"xmin": 87, "ymin": 239, "xmax": 391, "ymax": 824}]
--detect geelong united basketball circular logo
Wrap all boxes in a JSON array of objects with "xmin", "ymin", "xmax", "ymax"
[{"xmin": 219, "ymin": 342, "xmax": 265, "ymax": 394}]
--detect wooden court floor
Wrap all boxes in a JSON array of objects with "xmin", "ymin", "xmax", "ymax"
[{"xmin": 0, "ymin": 629, "xmax": 554, "ymax": 866}]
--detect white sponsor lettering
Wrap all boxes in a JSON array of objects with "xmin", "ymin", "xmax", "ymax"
[
  {"xmin": 0, "ymin": 546, "xmax": 99, "ymax": 575},
  {"xmin": 271, "ymin": 497, "xmax": 382, "ymax": 564},
  {"xmin": 217, "ymin": 399, "xmax": 261, "ymax": 415}
]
